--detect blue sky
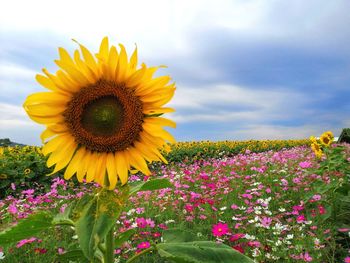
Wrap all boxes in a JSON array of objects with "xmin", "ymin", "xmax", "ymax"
[{"xmin": 1, "ymin": 0, "xmax": 349, "ymax": 145}]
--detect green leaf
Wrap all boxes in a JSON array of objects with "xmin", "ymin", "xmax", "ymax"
[
  {"xmin": 156, "ymin": 241, "xmax": 254, "ymax": 263},
  {"xmin": 56, "ymin": 249, "xmax": 88, "ymax": 263},
  {"xmin": 115, "ymin": 228, "xmax": 136, "ymax": 248},
  {"xmin": 75, "ymin": 189, "xmax": 127, "ymax": 260},
  {"xmin": 0, "ymin": 212, "xmax": 53, "ymax": 245},
  {"xmin": 162, "ymin": 228, "xmax": 200, "ymax": 243},
  {"xmin": 129, "ymin": 178, "xmax": 173, "ymax": 195}
]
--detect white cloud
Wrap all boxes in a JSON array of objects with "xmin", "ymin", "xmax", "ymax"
[{"xmin": 169, "ymin": 84, "xmax": 308, "ymax": 123}]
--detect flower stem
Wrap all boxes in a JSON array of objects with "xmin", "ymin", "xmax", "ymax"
[
  {"xmin": 126, "ymin": 247, "xmax": 154, "ymax": 263},
  {"xmin": 104, "ymin": 226, "xmax": 115, "ymax": 263}
]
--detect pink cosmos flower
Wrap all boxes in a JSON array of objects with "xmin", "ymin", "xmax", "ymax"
[
  {"xmin": 16, "ymin": 237, "xmax": 37, "ymax": 248},
  {"xmin": 312, "ymin": 194, "xmax": 321, "ymax": 201},
  {"xmin": 299, "ymin": 161, "xmax": 312, "ymax": 169},
  {"xmin": 8, "ymin": 203, "xmax": 18, "ymax": 215},
  {"xmin": 344, "ymin": 257, "xmax": 350, "ymax": 263},
  {"xmin": 303, "ymin": 252, "xmax": 313, "ymax": 262},
  {"xmin": 296, "ymin": 215, "xmax": 306, "ymax": 223},
  {"xmin": 260, "ymin": 217, "xmax": 272, "ymax": 228},
  {"xmin": 137, "ymin": 241, "xmax": 150, "ymax": 249},
  {"xmin": 212, "ymin": 222, "xmax": 229, "ymax": 237},
  {"xmin": 229, "ymin": 233, "xmax": 245, "ymax": 242},
  {"xmin": 136, "ymin": 218, "xmax": 147, "ymax": 228},
  {"xmin": 57, "ymin": 247, "xmax": 65, "ymax": 255}
]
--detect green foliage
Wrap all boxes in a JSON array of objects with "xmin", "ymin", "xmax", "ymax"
[
  {"xmin": 305, "ymin": 143, "xmax": 350, "ymax": 260},
  {"xmin": 0, "ymin": 212, "xmax": 53, "ymax": 246},
  {"xmin": 75, "ymin": 189, "xmax": 127, "ymax": 260},
  {"xmin": 56, "ymin": 249, "xmax": 88, "ymax": 263},
  {"xmin": 0, "ymin": 146, "xmax": 53, "ymax": 198},
  {"xmin": 164, "ymin": 139, "xmax": 309, "ymax": 163},
  {"xmin": 162, "ymin": 228, "xmax": 201, "ymax": 243},
  {"xmin": 129, "ymin": 178, "xmax": 173, "ymax": 195},
  {"xmin": 156, "ymin": 241, "xmax": 254, "ymax": 263},
  {"xmin": 114, "ymin": 229, "xmax": 137, "ymax": 248}
]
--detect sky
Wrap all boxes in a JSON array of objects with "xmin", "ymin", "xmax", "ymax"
[{"xmin": 1, "ymin": 0, "xmax": 349, "ymax": 145}]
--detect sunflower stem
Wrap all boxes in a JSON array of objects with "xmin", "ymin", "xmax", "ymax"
[
  {"xmin": 126, "ymin": 247, "xmax": 154, "ymax": 263},
  {"xmin": 104, "ymin": 226, "xmax": 115, "ymax": 263}
]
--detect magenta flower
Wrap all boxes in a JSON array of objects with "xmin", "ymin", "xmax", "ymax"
[
  {"xmin": 212, "ymin": 222, "xmax": 229, "ymax": 237},
  {"xmin": 344, "ymin": 256, "xmax": 350, "ymax": 263},
  {"xmin": 229, "ymin": 233, "xmax": 245, "ymax": 242},
  {"xmin": 296, "ymin": 215, "xmax": 306, "ymax": 223},
  {"xmin": 136, "ymin": 217, "xmax": 147, "ymax": 228},
  {"xmin": 137, "ymin": 241, "xmax": 150, "ymax": 249},
  {"xmin": 16, "ymin": 237, "xmax": 38, "ymax": 248},
  {"xmin": 260, "ymin": 217, "xmax": 272, "ymax": 228},
  {"xmin": 299, "ymin": 161, "xmax": 312, "ymax": 169},
  {"xmin": 303, "ymin": 252, "xmax": 313, "ymax": 262}
]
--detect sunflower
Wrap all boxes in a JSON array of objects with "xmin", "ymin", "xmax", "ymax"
[
  {"xmin": 311, "ymin": 142, "xmax": 322, "ymax": 158},
  {"xmin": 23, "ymin": 37, "xmax": 176, "ymax": 189},
  {"xmin": 319, "ymin": 131, "xmax": 334, "ymax": 147},
  {"xmin": 309, "ymin": 135, "xmax": 317, "ymax": 144}
]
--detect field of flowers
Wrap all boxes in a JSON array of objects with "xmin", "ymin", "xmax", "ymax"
[{"xmin": 0, "ymin": 138, "xmax": 350, "ymax": 262}]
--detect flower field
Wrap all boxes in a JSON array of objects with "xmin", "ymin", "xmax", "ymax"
[{"xmin": 0, "ymin": 139, "xmax": 349, "ymax": 262}]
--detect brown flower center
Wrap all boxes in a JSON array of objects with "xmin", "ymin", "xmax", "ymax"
[{"xmin": 64, "ymin": 79, "xmax": 143, "ymax": 152}]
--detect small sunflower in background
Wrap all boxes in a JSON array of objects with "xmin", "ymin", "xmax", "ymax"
[
  {"xmin": 23, "ymin": 37, "xmax": 176, "ymax": 189},
  {"xmin": 320, "ymin": 131, "xmax": 334, "ymax": 147},
  {"xmin": 311, "ymin": 142, "xmax": 323, "ymax": 158}
]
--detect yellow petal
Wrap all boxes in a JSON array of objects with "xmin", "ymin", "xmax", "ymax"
[
  {"xmin": 106, "ymin": 152, "xmax": 118, "ymax": 190},
  {"xmin": 125, "ymin": 65, "xmax": 147, "ymax": 87},
  {"xmin": 72, "ymin": 39, "xmax": 98, "ymax": 72},
  {"xmin": 47, "ymin": 140, "xmax": 77, "ymax": 174},
  {"xmin": 115, "ymin": 44, "xmax": 128, "ymax": 82},
  {"xmin": 40, "ymin": 128, "xmax": 57, "ymax": 143},
  {"xmin": 135, "ymin": 76, "xmax": 171, "ymax": 96},
  {"xmin": 141, "ymin": 87, "xmax": 176, "ymax": 103},
  {"xmin": 76, "ymin": 149, "xmax": 89, "ymax": 182},
  {"xmin": 64, "ymin": 147, "xmax": 85, "ymax": 180},
  {"xmin": 26, "ymin": 114, "xmax": 65, "ymax": 125},
  {"xmin": 95, "ymin": 154, "xmax": 107, "ymax": 186},
  {"xmin": 129, "ymin": 45, "xmax": 138, "ymax": 71},
  {"xmin": 142, "ymin": 122, "xmax": 176, "ymax": 143},
  {"xmin": 115, "ymin": 151, "xmax": 128, "ymax": 185},
  {"xmin": 107, "ymin": 45, "xmax": 118, "ymax": 80},
  {"xmin": 73, "ymin": 50, "xmax": 97, "ymax": 83},
  {"xmin": 58, "ymin": 47, "xmax": 75, "ymax": 66},
  {"xmin": 56, "ymin": 70, "xmax": 81, "ymax": 93},
  {"xmin": 36, "ymin": 74, "xmax": 58, "ymax": 92},
  {"xmin": 42, "ymin": 133, "xmax": 72, "ymax": 155},
  {"xmin": 24, "ymin": 104, "xmax": 66, "ymax": 116},
  {"xmin": 24, "ymin": 92, "xmax": 70, "ymax": 106},
  {"xmin": 144, "ymin": 117, "xmax": 176, "ymax": 128},
  {"xmin": 127, "ymin": 147, "xmax": 151, "ymax": 175},
  {"xmin": 86, "ymin": 153, "xmax": 98, "ymax": 182},
  {"xmin": 98, "ymin": 37, "xmax": 109, "ymax": 62},
  {"xmin": 55, "ymin": 60, "xmax": 89, "ymax": 86}
]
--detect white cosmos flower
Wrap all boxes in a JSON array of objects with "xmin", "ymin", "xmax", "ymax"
[{"xmin": 0, "ymin": 252, "xmax": 5, "ymax": 260}]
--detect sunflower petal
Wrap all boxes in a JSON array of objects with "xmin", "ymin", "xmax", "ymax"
[
  {"xmin": 47, "ymin": 140, "xmax": 77, "ymax": 174},
  {"xmin": 129, "ymin": 45, "xmax": 138, "ymax": 71},
  {"xmin": 127, "ymin": 148, "xmax": 151, "ymax": 175},
  {"xmin": 86, "ymin": 153, "xmax": 98, "ymax": 182},
  {"xmin": 64, "ymin": 147, "xmax": 85, "ymax": 180},
  {"xmin": 42, "ymin": 133, "xmax": 72, "ymax": 155},
  {"xmin": 115, "ymin": 151, "xmax": 128, "ymax": 185},
  {"xmin": 106, "ymin": 152, "xmax": 118, "ymax": 190},
  {"xmin": 144, "ymin": 117, "xmax": 176, "ymax": 128},
  {"xmin": 115, "ymin": 44, "xmax": 128, "ymax": 82}
]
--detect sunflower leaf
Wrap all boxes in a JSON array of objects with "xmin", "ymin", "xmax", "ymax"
[
  {"xmin": 156, "ymin": 241, "xmax": 254, "ymax": 263},
  {"xmin": 75, "ymin": 189, "xmax": 127, "ymax": 260},
  {"xmin": 129, "ymin": 178, "xmax": 173, "ymax": 195},
  {"xmin": 0, "ymin": 212, "xmax": 53, "ymax": 246}
]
